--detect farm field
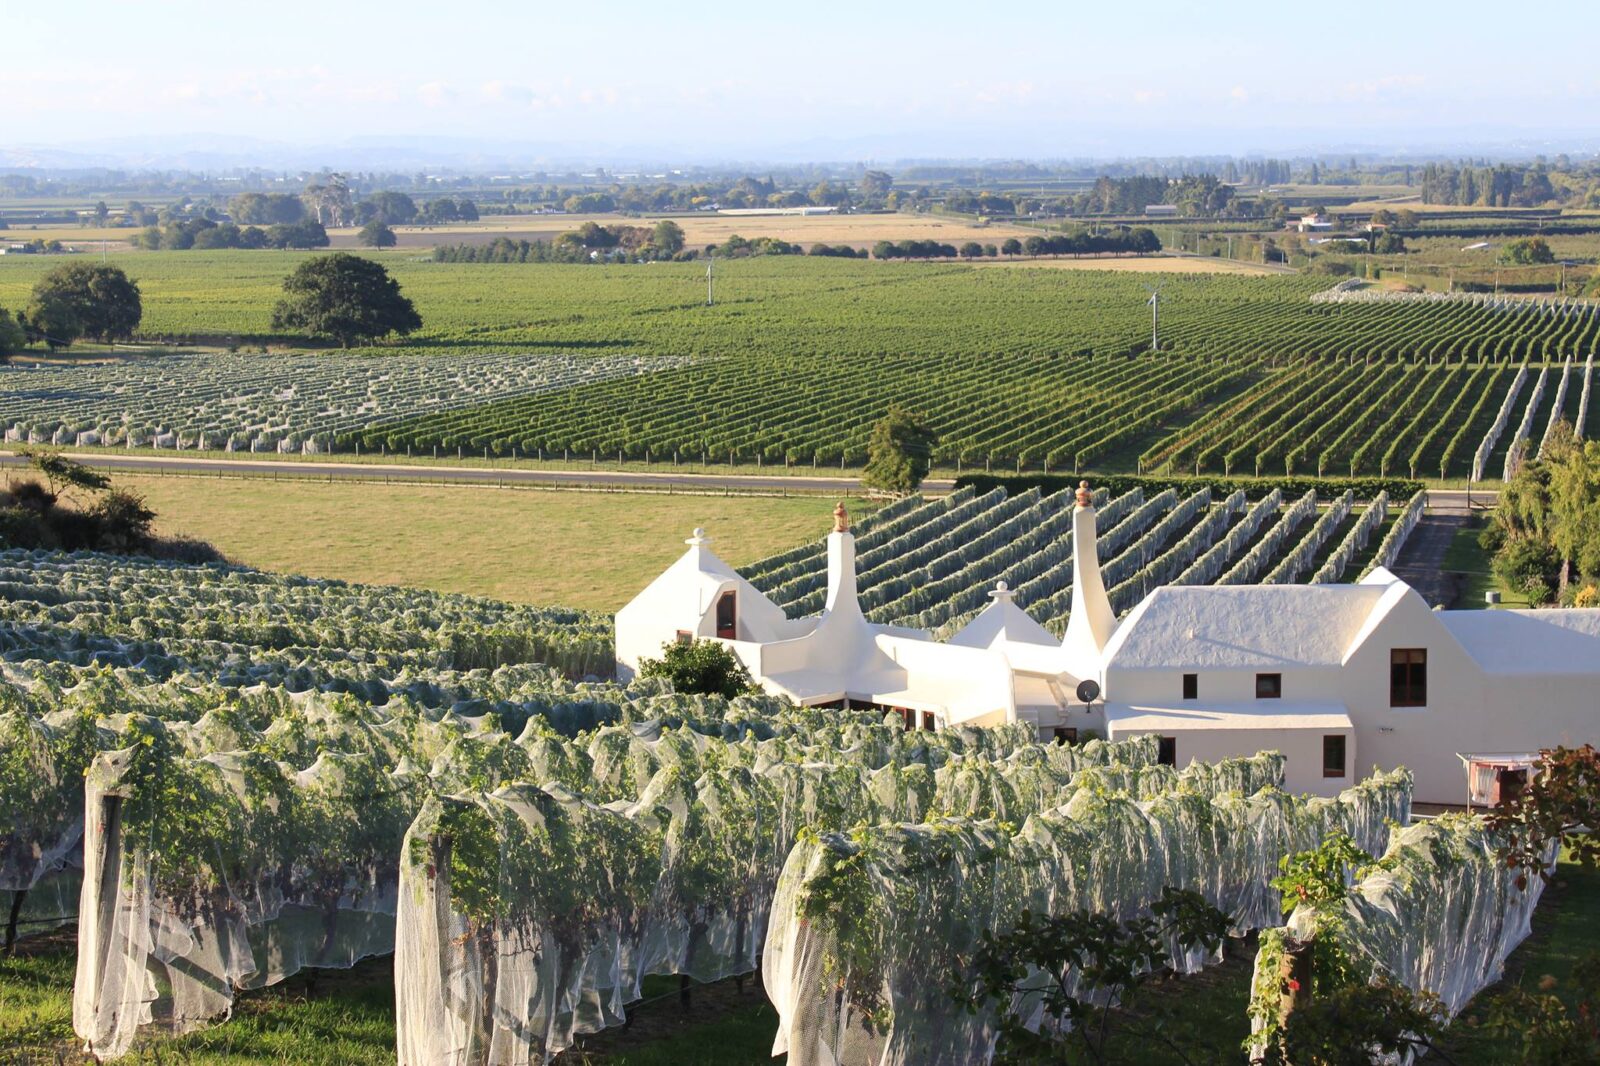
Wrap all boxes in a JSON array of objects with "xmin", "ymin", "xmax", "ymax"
[
  {"xmin": 116, "ymin": 474, "xmax": 877, "ymax": 610},
  {"xmin": 2, "ymin": 254, "xmax": 1597, "ymax": 480}
]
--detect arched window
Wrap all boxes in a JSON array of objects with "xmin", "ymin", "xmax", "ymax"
[{"xmin": 715, "ymin": 591, "xmax": 737, "ymax": 639}]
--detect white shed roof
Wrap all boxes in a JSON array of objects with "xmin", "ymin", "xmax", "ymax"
[
  {"xmin": 1438, "ymin": 609, "xmax": 1600, "ymax": 675},
  {"xmin": 1107, "ymin": 700, "xmax": 1353, "ymax": 732},
  {"xmin": 1104, "ymin": 584, "xmax": 1388, "ymax": 670}
]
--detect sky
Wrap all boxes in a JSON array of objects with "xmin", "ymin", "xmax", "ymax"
[{"xmin": 4, "ymin": 0, "xmax": 1598, "ymax": 163}]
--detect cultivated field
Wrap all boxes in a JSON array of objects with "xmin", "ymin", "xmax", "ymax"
[
  {"xmin": 0, "ymin": 255, "xmax": 1595, "ymax": 481},
  {"xmin": 327, "ymin": 210, "xmax": 1041, "ymax": 250}
]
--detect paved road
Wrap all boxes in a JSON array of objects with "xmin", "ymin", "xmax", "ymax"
[
  {"xmin": 0, "ymin": 450, "xmax": 960, "ymax": 495},
  {"xmin": 1388, "ymin": 489, "xmax": 1499, "ymax": 608}
]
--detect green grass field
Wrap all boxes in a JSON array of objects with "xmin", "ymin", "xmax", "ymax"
[{"xmin": 115, "ymin": 474, "xmax": 873, "ymax": 611}]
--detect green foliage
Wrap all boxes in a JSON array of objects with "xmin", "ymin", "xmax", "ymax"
[
  {"xmin": 1270, "ymin": 831, "xmax": 1373, "ymax": 917},
  {"xmin": 1266, "ymin": 978, "xmax": 1449, "ymax": 1066},
  {"xmin": 357, "ymin": 220, "xmax": 397, "ymax": 248},
  {"xmin": 14, "ymin": 447, "xmax": 111, "ymax": 500},
  {"xmin": 862, "ymin": 405, "xmax": 936, "ymax": 494},
  {"xmin": 955, "ymin": 886, "xmax": 1231, "ymax": 1064},
  {"xmin": 24, "ymin": 262, "xmax": 142, "ymax": 347},
  {"xmin": 271, "ymin": 253, "xmax": 422, "ymax": 347},
  {"xmin": 1479, "ymin": 952, "xmax": 1600, "ymax": 1066},
  {"xmin": 1501, "ymin": 237, "xmax": 1557, "ymax": 265},
  {"xmin": 1487, "ymin": 745, "xmax": 1600, "ymax": 889},
  {"xmin": 638, "ymin": 639, "xmax": 755, "ymax": 699},
  {"xmin": 0, "ymin": 307, "xmax": 23, "ymax": 359}
]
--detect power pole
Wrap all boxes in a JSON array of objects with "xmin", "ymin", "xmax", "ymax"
[{"xmin": 706, "ymin": 257, "xmax": 715, "ymax": 306}]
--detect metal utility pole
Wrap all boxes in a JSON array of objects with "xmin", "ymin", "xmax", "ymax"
[
  {"xmin": 1143, "ymin": 283, "xmax": 1163, "ymax": 353},
  {"xmin": 706, "ymin": 257, "xmax": 715, "ymax": 306}
]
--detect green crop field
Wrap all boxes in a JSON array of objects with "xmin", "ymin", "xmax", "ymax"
[{"xmin": 0, "ymin": 252, "xmax": 1596, "ymax": 480}]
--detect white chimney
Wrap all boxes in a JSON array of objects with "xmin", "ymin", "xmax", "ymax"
[
  {"xmin": 1063, "ymin": 481, "xmax": 1116, "ymax": 679},
  {"xmin": 824, "ymin": 501, "xmax": 863, "ymax": 617}
]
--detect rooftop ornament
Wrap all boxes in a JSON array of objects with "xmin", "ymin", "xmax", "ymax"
[
  {"xmin": 989, "ymin": 580, "xmax": 1015, "ymax": 603},
  {"xmin": 833, "ymin": 502, "xmax": 850, "ymax": 533},
  {"xmin": 1075, "ymin": 480, "xmax": 1093, "ymax": 508},
  {"xmin": 686, "ymin": 527, "xmax": 712, "ymax": 546}
]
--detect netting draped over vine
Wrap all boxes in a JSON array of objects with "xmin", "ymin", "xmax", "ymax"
[
  {"xmin": 1248, "ymin": 813, "xmax": 1547, "ymax": 1052},
  {"xmin": 392, "ymin": 725, "xmax": 1164, "ymax": 1064},
  {"xmin": 763, "ymin": 768, "xmax": 1411, "ymax": 1066}
]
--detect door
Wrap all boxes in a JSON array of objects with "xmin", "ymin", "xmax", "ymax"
[{"xmin": 715, "ymin": 591, "xmax": 736, "ymax": 639}]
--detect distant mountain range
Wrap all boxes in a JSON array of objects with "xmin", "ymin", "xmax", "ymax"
[{"xmin": 1, "ymin": 130, "xmax": 1596, "ymax": 174}]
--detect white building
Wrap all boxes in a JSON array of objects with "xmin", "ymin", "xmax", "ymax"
[{"xmin": 615, "ymin": 488, "xmax": 1600, "ymax": 803}]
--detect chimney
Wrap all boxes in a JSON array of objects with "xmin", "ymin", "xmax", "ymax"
[
  {"xmin": 1064, "ymin": 481, "xmax": 1116, "ymax": 677},
  {"xmin": 825, "ymin": 501, "xmax": 862, "ymax": 616}
]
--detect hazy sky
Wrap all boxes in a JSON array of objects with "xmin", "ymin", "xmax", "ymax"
[{"xmin": 6, "ymin": 0, "xmax": 1597, "ymax": 160}]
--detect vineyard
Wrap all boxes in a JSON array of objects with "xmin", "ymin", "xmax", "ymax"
[
  {"xmin": 0, "ymin": 517, "xmax": 1553, "ymax": 1065},
  {"xmin": 0, "ymin": 351, "xmax": 675, "ymax": 454},
  {"xmin": 739, "ymin": 483, "xmax": 1426, "ymax": 636},
  {"xmin": 0, "ymin": 254, "xmax": 1597, "ymax": 478}
]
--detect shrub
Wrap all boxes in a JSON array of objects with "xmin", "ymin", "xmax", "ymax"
[{"xmin": 638, "ymin": 639, "xmax": 755, "ymax": 699}]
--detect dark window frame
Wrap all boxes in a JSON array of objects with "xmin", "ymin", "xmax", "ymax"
[
  {"xmin": 1255, "ymin": 673, "xmax": 1283, "ymax": 699},
  {"xmin": 1390, "ymin": 648, "xmax": 1427, "ymax": 707},
  {"xmin": 715, "ymin": 591, "xmax": 737, "ymax": 639},
  {"xmin": 1157, "ymin": 736, "xmax": 1177, "ymax": 766},
  {"xmin": 1323, "ymin": 734, "xmax": 1347, "ymax": 778}
]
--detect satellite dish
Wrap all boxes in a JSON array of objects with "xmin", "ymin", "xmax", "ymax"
[{"xmin": 1076, "ymin": 679, "xmax": 1101, "ymax": 704}]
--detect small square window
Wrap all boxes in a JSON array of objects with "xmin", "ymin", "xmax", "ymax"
[
  {"xmin": 1255, "ymin": 673, "xmax": 1282, "ymax": 699},
  {"xmin": 1390, "ymin": 649, "xmax": 1427, "ymax": 707},
  {"xmin": 1181, "ymin": 673, "xmax": 1198, "ymax": 700},
  {"xmin": 1323, "ymin": 734, "xmax": 1347, "ymax": 778},
  {"xmin": 1157, "ymin": 736, "xmax": 1177, "ymax": 766}
]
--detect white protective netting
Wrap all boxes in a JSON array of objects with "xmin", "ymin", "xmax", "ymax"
[
  {"xmin": 392, "ymin": 719, "xmax": 1165, "ymax": 1064},
  {"xmin": 1249, "ymin": 812, "xmax": 1548, "ymax": 1047},
  {"xmin": 763, "ymin": 767, "xmax": 1411, "ymax": 1066}
]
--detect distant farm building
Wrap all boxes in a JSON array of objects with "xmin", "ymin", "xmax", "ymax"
[{"xmin": 1143, "ymin": 204, "xmax": 1180, "ymax": 217}]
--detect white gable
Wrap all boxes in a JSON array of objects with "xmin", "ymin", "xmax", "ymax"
[{"xmin": 1440, "ymin": 608, "xmax": 1600, "ymax": 675}]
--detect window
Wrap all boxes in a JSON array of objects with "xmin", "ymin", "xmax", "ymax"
[
  {"xmin": 1157, "ymin": 736, "xmax": 1177, "ymax": 766},
  {"xmin": 1390, "ymin": 648, "xmax": 1427, "ymax": 707},
  {"xmin": 715, "ymin": 592, "xmax": 737, "ymax": 639},
  {"xmin": 896, "ymin": 707, "xmax": 915, "ymax": 732},
  {"xmin": 921, "ymin": 711, "xmax": 936, "ymax": 732},
  {"xmin": 1181, "ymin": 673, "xmax": 1198, "ymax": 700},
  {"xmin": 1053, "ymin": 726, "xmax": 1078, "ymax": 745},
  {"xmin": 1323, "ymin": 734, "xmax": 1347, "ymax": 778},
  {"xmin": 675, "ymin": 630, "xmax": 692, "ymax": 645},
  {"xmin": 1255, "ymin": 673, "xmax": 1282, "ymax": 699}
]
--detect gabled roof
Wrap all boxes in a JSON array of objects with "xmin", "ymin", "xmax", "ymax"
[
  {"xmin": 949, "ymin": 596, "xmax": 1058, "ymax": 651},
  {"xmin": 1439, "ymin": 609, "xmax": 1600, "ymax": 675},
  {"xmin": 1103, "ymin": 583, "xmax": 1390, "ymax": 670}
]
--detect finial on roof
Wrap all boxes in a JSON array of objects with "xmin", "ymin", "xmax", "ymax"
[
  {"xmin": 1075, "ymin": 480, "xmax": 1093, "ymax": 508},
  {"xmin": 685, "ymin": 527, "xmax": 711, "ymax": 547},
  {"xmin": 833, "ymin": 501, "xmax": 850, "ymax": 533},
  {"xmin": 989, "ymin": 580, "xmax": 1014, "ymax": 603}
]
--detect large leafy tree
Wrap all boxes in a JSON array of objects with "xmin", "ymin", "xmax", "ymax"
[
  {"xmin": 25, "ymin": 263, "xmax": 142, "ymax": 348},
  {"xmin": 270, "ymin": 253, "xmax": 422, "ymax": 348},
  {"xmin": 862, "ymin": 405, "xmax": 937, "ymax": 494}
]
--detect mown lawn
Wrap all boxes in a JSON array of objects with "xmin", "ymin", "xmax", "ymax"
[{"xmin": 116, "ymin": 474, "xmax": 874, "ymax": 612}]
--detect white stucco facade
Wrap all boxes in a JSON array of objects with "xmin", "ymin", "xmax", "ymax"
[{"xmin": 615, "ymin": 490, "xmax": 1600, "ymax": 804}]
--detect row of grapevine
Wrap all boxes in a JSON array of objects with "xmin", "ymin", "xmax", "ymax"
[
  {"xmin": 766, "ymin": 766, "xmax": 1412, "ymax": 1064},
  {"xmin": 1503, "ymin": 366, "xmax": 1550, "ymax": 480},
  {"xmin": 1472, "ymin": 364, "xmax": 1529, "ymax": 481},
  {"xmin": 1310, "ymin": 492, "xmax": 1389, "ymax": 584},
  {"xmin": 1262, "ymin": 490, "xmax": 1354, "ymax": 584},
  {"xmin": 1360, "ymin": 490, "xmax": 1428, "ymax": 578}
]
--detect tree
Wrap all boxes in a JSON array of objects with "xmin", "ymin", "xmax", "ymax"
[
  {"xmin": 270, "ymin": 253, "xmax": 422, "ymax": 348},
  {"xmin": 1502, "ymin": 237, "xmax": 1556, "ymax": 266},
  {"xmin": 361, "ymin": 191, "xmax": 417, "ymax": 225},
  {"xmin": 1001, "ymin": 237, "xmax": 1023, "ymax": 255},
  {"xmin": 264, "ymin": 221, "xmax": 330, "ymax": 250},
  {"xmin": 358, "ymin": 220, "xmax": 398, "ymax": 248},
  {"xmin": 959, "ymin": 241, "xmax": 983, "ymax": 258},
  {"xmin": 229, "ymin": 192, "xmax": 306, "ymax": 225},
  {"xmin": 301, "ymin": 174, "xmax": 353, "ymax": 227},
  {"xmin": 0, "ymin": 308, "xmax": 23, "ymax": 361},
  {"xmin": 652, "ymin": 220, "xmax": 686, "ymax": 255},
  {"xmin": 859, "ymin": 170, "xmax": 893, "ymax": 200},
  {"xmin": 862, "ymin": 406, "xmax": 937, "ymax": 494},
  {"xmin": 14, "ymin": 447, "xmax": 110, "ymax": 501},
  {"xmin": 954, "ymin": 887, "xmax": 1231, "ymax": 1064},
  {"xmin": 25, "ymin": 263, "xmax": 142, "ymax": 348},
  {"xmin": 637, "ymin": 638, "xmax": 754, "ymax": 699}
]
